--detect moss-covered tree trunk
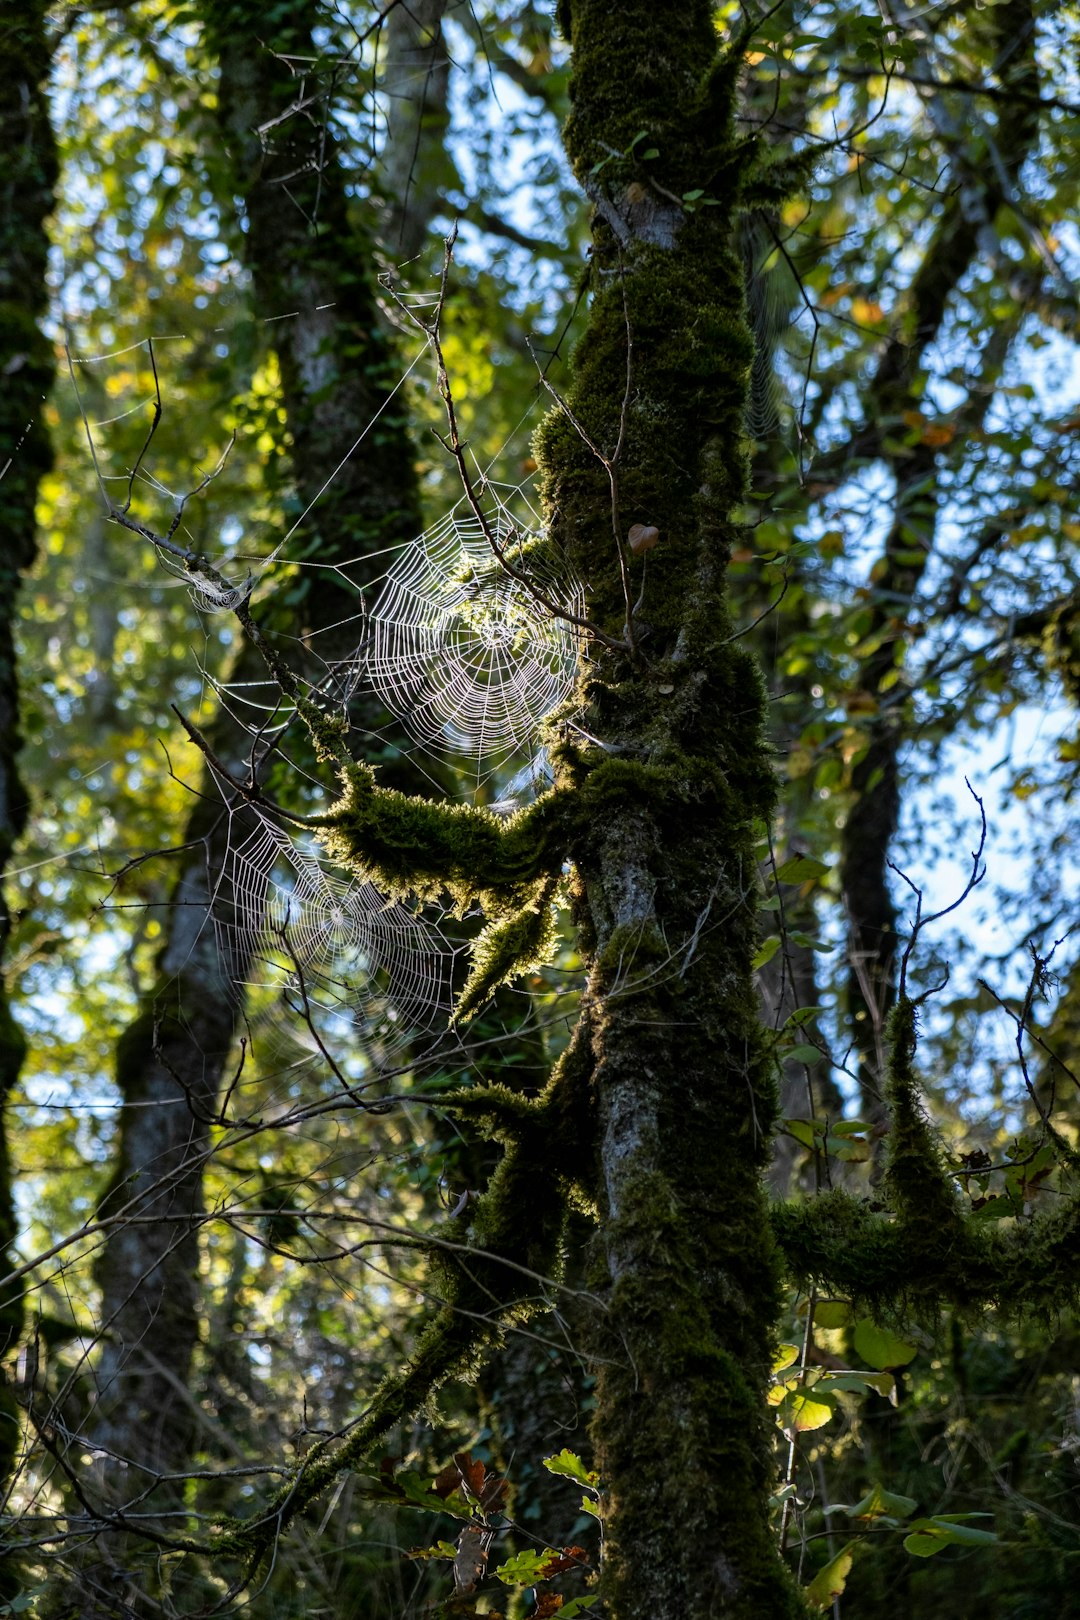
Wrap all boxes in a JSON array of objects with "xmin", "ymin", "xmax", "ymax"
[
  {"xmin": 0, "ymin": 3, "xmax": 56, "ymax": 1601},
  {"xmin": 535, "ymin": 5, "xmax": 801, "ymax": 1613}
]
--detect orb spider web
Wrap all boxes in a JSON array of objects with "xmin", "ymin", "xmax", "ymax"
[
  {"xmin": 209, "ymin": 794, "xmax": 457, "ymax": 1072},
  {"xmin": 356, "ymin": 494, "xmax": 583, "ymax": 778}
]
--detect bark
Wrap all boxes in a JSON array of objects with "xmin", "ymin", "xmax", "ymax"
[
  {"xmin": 535, "ymin": 4, "xmax": 803, "ymax": 1612},
  {"xmin": 0, "ymin": 3, "xmax": 56, "ymax": 1601},
  {"xmin": 46, "ymin": 3, "xmax": 427, "ymax": 1609}
]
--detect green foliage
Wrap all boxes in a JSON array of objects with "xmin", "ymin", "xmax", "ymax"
[{"xmin": 5, "ymin": 0, "xmax": 1080, "ymax": 1616}]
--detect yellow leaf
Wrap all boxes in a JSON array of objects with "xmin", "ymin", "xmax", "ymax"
[
  {"xmin": 851, "ymin": 297, "xmax": 885, "ymax": 324},
  {"xmin": 805, "ymin": 1544, "xmax": 856, "ymax": 1609}
]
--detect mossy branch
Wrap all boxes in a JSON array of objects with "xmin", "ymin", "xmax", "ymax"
[
  {"xmin": 220, "ymin": 1052, "xmax": 593, "ymax": 1580},
  {"xmin": 773, "ymin": 1181, "xmax": 1080, "ymax": 1321},
  {"xmin": 317, "ymin": 760, "xmax": 566, "ymax": 910},
  {"xmin": 883, "ymin": 997, "xmax": 965, "ymax": 1235}
]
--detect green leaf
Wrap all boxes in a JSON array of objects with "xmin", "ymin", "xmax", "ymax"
[
  {"xmin": 543, "ymin": 1449, "xmax": 599, "ymax": 1489},
  {"xmin": 903, "ymin": 1517, "xmax": 997, "ymax": 1557},
  {"xmin": 843, "ymin": 1485, "xmax": 918, "ymax": 1521},
  {"xmin": 493, "ymin": 1548, "xmax": 562, "ymax": 1585},
  {"xmin": 752, "ymin": 935, "xmax": 781, "ymax": 969},
  {"xmin": 359, "ymin": 1469, "xmax": 472, "ymax": 1519},
  {"xmin": 407, "ymin": 1540, "xmax": 458, "ymax": 1562},
  {"xmin": 785, "ymin": 1043, "xmax": 823, "ymax": 1064},
  {"xmin": 804, "ymin": 1543, "xmax": 855, "ymax": 1609},
  {"xmin": 813, "ymin": 1299, "xmax": 851, "ymax": 1329},
  {"xmin": 5, "ymin": 1592, "xmax": 48, "ymax": 1618},
  {"xmin": 816, "ymin": 1370, "xmax": 896, "ymax": 1402},
  {"xmin": 783, "ymin": 1006, "xmax": 821, "ymax": 1029},
  {"xmin": 788, "ymin": 931, "xmax": 833, "ymax": 952},
  {"xmin": 971, "ymin": 1195, "xmax": 1020, "ymax": 1222},
  {"xmin": 831, "ymin": 1119, "xmax": 871, "ymax": 1137},
  {"xmin": 773, "ymin": 1343, "xmax": 800, "ymax": 1372},
  {"xmin": 853, "ymin": 1320, "xmax": 919, "ymax": 1370},
  {"xmin": 775, "ymin": 855, "xmax": 830, "ymax": 883},
  {"xmin": 778, "ymin": 1388, "xmax": 835, "ymax": 1434},
  {"xmin": 561, "ymin": 1599, "xmax": 601, "ymax": 1618},
  {"xmin": 782, "ymin": 1116, "xmax": 822, "ymax": 1149}
]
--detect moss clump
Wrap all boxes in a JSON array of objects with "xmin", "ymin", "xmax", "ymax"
[
  {"xmin": 454, "ymin": 876, "xmax": 560, "ymax": 1025},
  {"xmin": 884, "ymin": 998, "xmax": 965, "ymax": 1236},
  {"xmin": 773, "ymin": 997, "xmax": 1080, "ymax": 1321},
  {"xmin": 318, "ymin": 761, "xmax": 564, "ymax": 907}
]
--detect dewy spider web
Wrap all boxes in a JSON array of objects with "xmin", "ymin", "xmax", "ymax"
[
  {"xmin": 209, "ymin": 790, "xmax": 456, "ymax": 1068},
  {"xmin": 356, "ymin": 493, "xmax": 583, "ymax": 770}
]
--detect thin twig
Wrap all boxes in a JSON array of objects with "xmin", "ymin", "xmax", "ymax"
[
  {"xmin": 890, "ymin": 780, "xmax": 987, "ymax": 1000},
  {"xmin": 388, "ymin": 230, "xmax": 630, "ymax": 654}
]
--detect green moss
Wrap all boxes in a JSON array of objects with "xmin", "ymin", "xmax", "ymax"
[
  {"xmin": 318, "ymin": 761, "xmax": 565, "ymax": 909},
  {"xmin": 454, "ymin": 877, "xmax": 560, "ymax": 1025},
  {"xmin": 773, "ymin": 1179, "xmax": 1080, "ymax": 1323},
  {"xmin": 884, "ymin": 998, "xmax": 964, "ymax": 1235}
]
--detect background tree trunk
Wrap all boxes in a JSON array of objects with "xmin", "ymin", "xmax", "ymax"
[
  {"xmin": 378, "ymin": 0, "xmax": 451, "ymax": 265},
  {"xmin": 0, "ymin": 3, "xmax": 57, "ymax": 1601},
  {"xmin": 45, "ymin": 3, "xmax": 429, "ymax": 1609}
]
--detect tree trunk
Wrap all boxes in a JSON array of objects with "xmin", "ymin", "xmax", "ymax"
[
  {"xmin": 0, "ymin": 2, "xmax": 57, "ymax": 1601},
  {"xmin": 839, "ymin": 0, "xmax": 1039, "ymax": 1125},
  {"xmin": 535, "ymin": 4, "xmax": 802, "ymax": 1612}
]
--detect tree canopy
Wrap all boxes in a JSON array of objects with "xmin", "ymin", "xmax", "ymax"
[{"xmin": 1, "ymin": 2, "xmax": 1079, "ymax": 1617}]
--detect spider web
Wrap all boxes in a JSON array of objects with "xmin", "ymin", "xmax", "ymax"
[
  {"xmin": 209, "ymin": 792, "xmax": 457, "ymax": 1071},
  {"xmin": 354, "ymin": 494, "xmax": 583, "ymax": 774}
]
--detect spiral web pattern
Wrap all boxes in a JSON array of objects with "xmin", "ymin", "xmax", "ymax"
[
  {"xmin": 210, "ymin": 801, "xmax": 455, "ymax": 1066},
  {"xmin": 358, "ymin": 501, "xmax": 583, "ymax": 766}
]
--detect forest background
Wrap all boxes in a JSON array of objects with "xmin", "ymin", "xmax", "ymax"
[{"xmin": 1, "ymin": 0, "xmax": 1080, "ymax": 1616}]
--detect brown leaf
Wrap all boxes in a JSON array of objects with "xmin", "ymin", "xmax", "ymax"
[
  {"xmin": 454, "ymin": 1452, "xmax": 487, "ymax": 1503},
  {"xmin": 538, "ymin": 1546, "xmax": 590, "ymax": 1578},
  {"xmin": 533, "ymin": 1595, "xmax": 564, "ymax": 1618},
  {"xmin": 432, "ymin": 1462, "xmax": 462, "ymax": 1498},
  {"xmin": 479, "ymin": 1472, "xmax": 510, "ymax": 1514},
  {"xmin": 453, "ymin": 1523, "xmax": 493, "ymax": 1596}
]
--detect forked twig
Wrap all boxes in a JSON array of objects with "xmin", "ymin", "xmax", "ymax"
[
  {"xmin": 386, "ymin": 230, "xmax": 630, "ymax": 655},
  {"xmin": 890, "ymin": 779, "xmax": 988, "ymax": 1000}
]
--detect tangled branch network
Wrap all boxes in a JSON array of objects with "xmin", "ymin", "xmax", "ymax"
[
  {"xmin": 355, "ymin": 498, "xmax": 584, "ymax": 775},
  {"xmin": 211, "ymin": 797, "xmax": 456, "ymax": 1068}
]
